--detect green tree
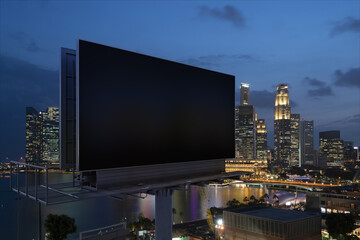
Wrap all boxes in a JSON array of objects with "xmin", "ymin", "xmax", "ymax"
[
  {"xmin": 261, "ymin": 193, "xmax": 269, "ymax": 200},
  {"xmin": 44, "ymin": 214, "xmax": 77, "ymax": 240},
  {"xmin": 326, "ymin": 213, "xmax": 355, "ymax": 240},
  {"xmin": 226, "ymin": 198, "xmax": 241, "ymax": 208},
  {"xmin": 243, "ymin": 196, "xmax": 249, "ymax": 203}
]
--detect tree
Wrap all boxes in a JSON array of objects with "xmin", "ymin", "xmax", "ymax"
[
  {"xmin": 278, "ymin": 172, "xmax": 289, "ymax": 180},
  {"xmin": 272, "ymin": 194, "xmax": 278, "ymax": 200},
  {"xmin": 226, "ymin": 198, "xmax": 241, "ymax": 208},
  {"xmin": 326, "ymin": 213, "xmax": 355, "ymax": 240},
  {"xmin": 172, "ymin": 208, "xmax": 177, "ymax": 224},
  {"xmin": 179, "ymin": 211, "xmax": 184, "ymax": 223},
  {"xmin": 243, "ymin": 196, "xmax": 249, "ymax": 203},
  {"xmin": 249, "ymin": 195, "xmax": 256, "ymax": 202},
  {"xmin": 44, "ymin": 214, "xmax": 77, "ymax": 240},
  {"xmin": 261, "ymin": 193, "xmax": 269, "ymax": 200}
]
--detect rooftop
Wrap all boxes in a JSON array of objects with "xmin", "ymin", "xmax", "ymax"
[{"xmin": 225, "ymin": 207, "xmax": 320, "ymax": 223}]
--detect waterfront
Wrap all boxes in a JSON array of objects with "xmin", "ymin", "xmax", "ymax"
[{"xmin": 0, "ymin": 173, "xmax": 305, "ymax": 239}]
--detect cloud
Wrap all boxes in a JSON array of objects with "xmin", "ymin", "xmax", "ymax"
[
  {"xmin": 330, "ymin": 16, "xmax": 360, "ymax": 37},
  {"xmin": 179, "ymin": 54, "xmax": 259, "ymax": 68},
  {"xmin": 198, "ymin": 5, "xmax": 245, "ymax": 28},
  {"xmin": 307, "ymin": 86, "xmax": 334, "ymax": 97},
  {"xmin": 0, "ymin": 55, "xmax": 58, "ymax": 160},
  {"xmin": 303, "ymin": 77, "xmax": 334, "ymax": 98},
  {"xmin": 334, "ymin": 67, "xmax": 360, "ymax": 88},
  {"xmin": 319, "ymin": 114, "xmax": 360, "ymax": 130},
  {"xmin": 9, "ymin": 31, "xmax": 45, "ymax": 53},
  {"xmin": 235, "ymin": 89, "xmax": 297, "ymax": 109},
  {"xmin": 303, "ymin": 77, "xmax": 326, "ymax": 87}
]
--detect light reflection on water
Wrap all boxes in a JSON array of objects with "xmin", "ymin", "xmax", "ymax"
[{"xmin": 0, "ymin": 174, "xmax": 305, "ymax": 239}]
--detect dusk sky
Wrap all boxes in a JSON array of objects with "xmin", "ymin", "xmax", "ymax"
[{"xmin": 0, "ymin": 0, "xmax": 359, "ymax": 161}]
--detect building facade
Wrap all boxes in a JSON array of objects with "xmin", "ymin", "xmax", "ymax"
[
  {"xmin": 290, "ymin": 114, "xmax": 300, "ymax": 167},
  {"xmin": 274, "ymin": 84, "xmax": 291, "ymax": 167},
  {"xmin": 225, "ymin": 159, "xmax": 268, "ymax": 176},
  {"xmin": 41, "ymin": 107, "xmax": 60, "ymax": 165},
  {"xmin": 306, "ymin": 191, "xmax": 360, "ymax": 217},
  {"xmin": 25, "ymin": 107, "xmax": 42, "ymax": 163},
  {"xmin": 299, "ymin": 120, "xmax": 315, "ymax": 166},
  {"xmin": 240, "ymin": 83, "xmax": 250, "ymax": 106},
  {"xmin": 319, "ymin": 131, "xmax": 344, "ymax": 167},
  {"xmin": 25, "ymin": 107, "xmax": 59, "ymax": 165},
  {"xmin": 256, "ymin": 119, "xmax": 267, "ymax": 160},
  {"xmin": 238, "ymin": 105, "xmax": 257, "ymax": 159},
  {"xmin": 224, "ymin": 206, "xmax": 321, "ymax": 240},
  {"xmin": 236, "ymin": 83, "xmax": 257, "ymax": 159}
]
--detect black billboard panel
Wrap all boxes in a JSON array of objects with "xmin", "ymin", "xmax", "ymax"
[{"xmin": 77, "ymin": 40, "xmax": 234, "ymax": 171}]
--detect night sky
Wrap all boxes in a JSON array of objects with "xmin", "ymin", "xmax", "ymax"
[{"xmin": 0, "ymin": 1, "xmax": 359, "ymax": 161}]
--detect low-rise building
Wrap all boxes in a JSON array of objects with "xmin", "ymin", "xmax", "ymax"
[
  {"xmin": 225, "ymin": 159, "xmax": 267, "ymax": 176},
  {"xmin": 306, "ymin": 191, "xmax": 360, "ymax": 216},
  {"xmin": 223, "ymin": 206, "xmax": 321, "ymax": 240}
]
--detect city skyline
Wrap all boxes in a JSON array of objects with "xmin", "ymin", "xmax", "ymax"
[{"xmin": 0, "ymin": 1, "xmax": 359, "ymax": 160}]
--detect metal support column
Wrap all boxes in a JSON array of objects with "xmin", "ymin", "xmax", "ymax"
[
  {"xmin": 155, "ymin": 188, "xmax": 173, "ymax": 240},
  {"xmin": 38, "ymin": 202, "xmax": 42, "ymax": 240}
]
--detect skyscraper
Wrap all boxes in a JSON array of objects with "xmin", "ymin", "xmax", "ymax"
[
  {"xmin": 235, "ymin": 106, "xmax": 240, "ymax": 158},
  {"xmin": 274, "ymin": 84, "xmax": 291, "ymax": 167},
  {"xmin": 319, "ymin": 131, "xmax": 344, "ymax": 167},
  {"xmin": 299, "ymin": 120, "xmax": 315, "ymax": 166},
  {"xmin": 25, "ymin": 107, "xmax": 59, "ymax": 165},
  {"xmin": 290, "ymin": 113, "xmax": 300, "ymax": 167},
  {"xmin": 41, "ymin": 107, "xmax": 60, "ymax": 165},
  {"xmin": 240, "ymin": 83, "xmax": 250, "ymax": 106},
  {"xmin": 25, "ymin": 107, "xmax": 42, "ymax": 163},
  {"xmin": 256, "ymin": 119, "xmax": 267, "ymax": 160},
  {"xmin": 237, "ymin": 83, "xmax": 256, "ymax": 159},
  {"xmin": 238, "ymin": 105, "xmax": 257, "ymax": 159}
]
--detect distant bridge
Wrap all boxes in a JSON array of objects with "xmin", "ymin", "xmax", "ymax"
[
  {"xmin": 243, "ymin": 179, "xmax": 341, "ymax": 191},
  {"xmin": 243, "ymin": 182, "xmax": 314, "ymax": 191}
]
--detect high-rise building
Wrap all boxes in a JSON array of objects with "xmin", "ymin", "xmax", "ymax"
[
  {"xmin": 25, "ymin": 107, "xmax": 42, "ymax": 163},
  {"xmin": 343, "ymin": 141, "xmax": 358, "ymax": 166},
  {"xmin": 240, "ymin": 83, "xmax": 250, "ymax": 106},
  {"xmin": 25, "ymin": 107, "xmax": 59, "ymax": 165},
  {"xmin": 235, "ymin": 106, "xmax": 240, "ymax": 158},
  {"xmin": 274, "ymin": 84, "xmax": 291, "ymax": 167},
  {"xmin": 238, "ymin": 105, "xmax": 257, "ymax": 159},
  {"xmin": 41, "ymin": 107, "xmax": 60, "ymax": 165},
  {"xmin": 319, "ymin": 131, "xmax": 344, "ymax": 167},
  {"xmin": 299, "ymin": 120, "xmax": 315, "ymax": 166},
  {"xmin": 256, "ymin": 119, "xmax": 267, "ymax": 160},
  {"xmin": 236, "ymin": 83, "xmax": 256, "ymax": 159},
  {"xmin": 290, "ymin": 113, "xmax": 300, "ymax": 167}
]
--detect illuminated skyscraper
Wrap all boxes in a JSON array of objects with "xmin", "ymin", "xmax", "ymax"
[
  {"xmin": 235, "ymin": 106, "xmax": 241, "ymax": 158},
  {"xmin": 290, "ymin": 113, "xmax": 300, "ymax": 167},
  {"xmin": 25, "ymin": 107, "xmax": 42, "ymax": 163},
  {"xmin": 299, "ymin": 120, "xmax": 314, "ymax": 166},
  {"xmin": 236, "ymin": 83, "xmax": 256, "ymax": 159},
  {"xmin": 319, "ymin": 131, "xmax": 344, "ymax": 167},
  {"xmin": 41, "ymin": 107, "xmax": 59, "ymax": 165},
  {"xmin": 256, "ymin": 119, "xmax": 267, "ymax": 160},
  {"xmin": 25, "ymin": 107, "xmax": 59, "ymax": 165},
  {"xmin": 238, "ymin": 105, "xmax": 257, "ymax": 159},
  {"xmin": 240, "ymin": 83, "xmax": 250, "ymax": 106},
  {"xmin": 274, "ymin": 84, "xmax": 291, "ymax": 166}
]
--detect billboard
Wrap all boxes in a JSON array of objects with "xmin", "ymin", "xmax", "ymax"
[{"xmin": 76, "ymin": 40, "xmax": 234, "ymax": 171}]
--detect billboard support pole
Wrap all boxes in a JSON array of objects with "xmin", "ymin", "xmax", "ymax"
[{"xmin": 155, "ymin": 188, "xmax": 173, "ymax": 240}]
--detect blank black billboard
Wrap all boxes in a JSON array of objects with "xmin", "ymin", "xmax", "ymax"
[{"xmin": 77, "ymin": 40, "xmax": 234, "ymax": 171}]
